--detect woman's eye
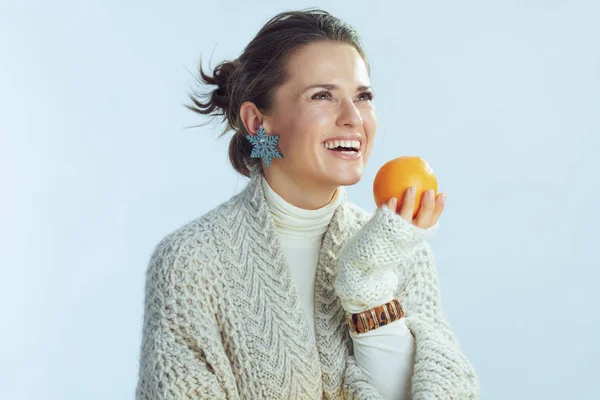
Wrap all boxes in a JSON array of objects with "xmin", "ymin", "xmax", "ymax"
[
  {"xmin": 312, "ymin": 91, "xmax": 332, "ymax": 100},
  {"xmin": 357, "ymin": 91, "xmax": 374, "ymax": 101}
]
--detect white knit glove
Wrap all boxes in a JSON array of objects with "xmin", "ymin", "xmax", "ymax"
[{"xmin": 334, "ymin": 205, "xmax": 439, "ymax": 313}]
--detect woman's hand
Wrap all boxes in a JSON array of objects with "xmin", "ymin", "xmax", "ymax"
[{"xmin": 385, "ymin": 188, "xmax": 445, "ymax": 229}]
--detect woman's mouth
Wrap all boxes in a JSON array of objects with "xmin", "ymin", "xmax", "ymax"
[{"xmin": 322, "ymin": 139, "xmax": 362, "ymax": 160}]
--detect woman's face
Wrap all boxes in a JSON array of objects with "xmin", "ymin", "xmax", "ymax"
[{"xmin": 263, "ymin": 41, "xmax": 377, "ymax": 189}]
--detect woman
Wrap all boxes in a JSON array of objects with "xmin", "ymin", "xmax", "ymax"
[{"xmin": 136, "ymin": 9, "xmax": 479, "ymax": 400}]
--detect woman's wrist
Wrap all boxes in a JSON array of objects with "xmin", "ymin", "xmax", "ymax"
[
  {"xmin": 342, "ymin": 292, "xmax": 396, "ymax": 314},
  {"xmin": 346, "ymin": 297, "xmax": 405, "ymax": 335},
  {"xmin": 335, "ymin": 263, "xmax": 398, "ymax": 314}
]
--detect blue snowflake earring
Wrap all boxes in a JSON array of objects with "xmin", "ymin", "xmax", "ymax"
[{"xmin": 246, "ymin": 125, "xmax": 284, "ymax": 168}]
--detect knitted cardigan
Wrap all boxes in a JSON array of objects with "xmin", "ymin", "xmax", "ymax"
[{"xmin": 135, "ymin": 168, "xmax": 479, "ymax": 399}]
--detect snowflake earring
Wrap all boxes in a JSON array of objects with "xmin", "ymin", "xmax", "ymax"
[{"xmin": 246, "ymin": 125, "xmax": 284, "ymax": 168}]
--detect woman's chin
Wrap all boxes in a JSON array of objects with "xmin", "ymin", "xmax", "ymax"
[
  {"xmin": 326, "ymin": 166, "xmax": 364, "ymax": 187},
  {"xmin": 335, "ymin": 177, "xmax": 361, "ymax": 187}
]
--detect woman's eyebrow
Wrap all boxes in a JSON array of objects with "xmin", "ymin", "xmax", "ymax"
[{"xmin": 300, "ymin": 83, "xmax": 373, "ymax": 92}]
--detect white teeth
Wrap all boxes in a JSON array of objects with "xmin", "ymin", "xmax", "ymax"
[{"xmin": 323, "ymin": 139, "xmax": 361, "ymax": 150}]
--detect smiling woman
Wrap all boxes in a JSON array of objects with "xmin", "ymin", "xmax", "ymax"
[
  {"xmin": 136, "ymin": 8, "xmax": 479, "ymax": 400},
  {"xmin": 187, "ymin": 13, "xmax": 377, "ymax": 210}
]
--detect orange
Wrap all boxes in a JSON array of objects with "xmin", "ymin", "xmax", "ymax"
[{"xmin": 373, "ymin": 156, "xmax": 438, "ymax": 218}]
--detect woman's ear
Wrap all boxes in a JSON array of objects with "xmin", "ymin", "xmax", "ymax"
[{"xmin": 239, "ymin": 101, "xmax": 264, "ymax": 135}]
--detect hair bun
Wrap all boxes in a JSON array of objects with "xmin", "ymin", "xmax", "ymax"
[{"xmin": 187, "ymin": 58, "xmax": 239, "ymax": 122}]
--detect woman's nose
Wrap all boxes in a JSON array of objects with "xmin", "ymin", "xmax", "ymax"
[{"xmin": 337, "ymin": 99, "xmax": 363, "ymax": 128}]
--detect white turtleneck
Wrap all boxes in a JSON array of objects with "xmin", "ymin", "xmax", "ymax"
[{"xmin": 262, "ymin": 176, "xmax": 414, "ymax": 400}]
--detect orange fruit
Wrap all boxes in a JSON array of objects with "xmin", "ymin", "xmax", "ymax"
[{"xmin": 373, "ymin": 156, "xmax": 438, "ymax": 218}]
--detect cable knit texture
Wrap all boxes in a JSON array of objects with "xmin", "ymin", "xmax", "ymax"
[{"xmin": 135, "ymin": 167, "xmax": 479, "ymax": 399}]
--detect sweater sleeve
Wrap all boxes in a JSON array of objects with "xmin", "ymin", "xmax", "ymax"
[
  {"xmin": 398, "ymin": 242, "xmax": 480, "ymax": 399},
  {"xmin": 339, "ymin": 206, "xmax": 479, "ymax": 399},
  {"xmin": 135, "ymin": 242, "xmax": 239, "ymax": 400}
]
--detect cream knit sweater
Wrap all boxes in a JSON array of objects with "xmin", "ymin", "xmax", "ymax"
[
  {"xmin": 261, "ymin": 175, "xmax": 414, "ymax": 399},
  {"xmin": 135, "ymin": 167, "xmax": 479, "ymax": 399}
]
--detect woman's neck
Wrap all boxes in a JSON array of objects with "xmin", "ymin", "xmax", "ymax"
[{"xmin": 262, "ymin": 169, "xmax": 338, "ymax": 210}]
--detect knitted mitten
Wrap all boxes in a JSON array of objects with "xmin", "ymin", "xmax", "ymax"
[{"xmin": 334, "ymin": 205, "xmax": 438, "ymax": 313}]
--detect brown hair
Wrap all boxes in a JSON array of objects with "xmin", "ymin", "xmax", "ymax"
[{"xmin": 186, "ymin": 9, "xmax": 369, "ymax": 177}]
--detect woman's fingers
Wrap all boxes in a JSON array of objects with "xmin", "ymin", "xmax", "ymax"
[
  {"xmin": 429, "ymin": 193, "xmax": 446, "ymax": 225},
  {"xmin": 398, "ymin": 187, "xmax": 416, "ymax": 222},
  {"xmin": 386, "ymin": 197, "xmax": 398, "ymax": 213},
  {"xmin": 387, "ymin": 188, "xmax": 446, "ymax": 227},
  {"xmin": 414, "ymin": 189, "xmax": 436, "ymax": 227}
]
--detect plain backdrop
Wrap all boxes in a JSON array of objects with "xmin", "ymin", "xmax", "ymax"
[{"xmin": 1, "ymin": 1, "xmax": 599, "ymax": 399}]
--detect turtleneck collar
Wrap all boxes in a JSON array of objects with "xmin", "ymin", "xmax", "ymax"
[{"xmin": 261, "ymin": 174, "xmax": 344, "ymax": 247}]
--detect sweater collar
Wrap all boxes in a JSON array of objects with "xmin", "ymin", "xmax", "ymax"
[{"xmin": 245, "ymin": 166, "xmax": 348, "ymax": 225}]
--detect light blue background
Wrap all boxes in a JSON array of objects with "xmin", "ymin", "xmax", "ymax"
[{"xmin": 1, "ymin": 1, "xmax": 598, "ymax": 399}]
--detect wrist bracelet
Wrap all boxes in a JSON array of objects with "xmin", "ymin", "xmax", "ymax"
[{"xmin": 347, "ymin": 298, "xmax": 404, "ymax": 334}]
